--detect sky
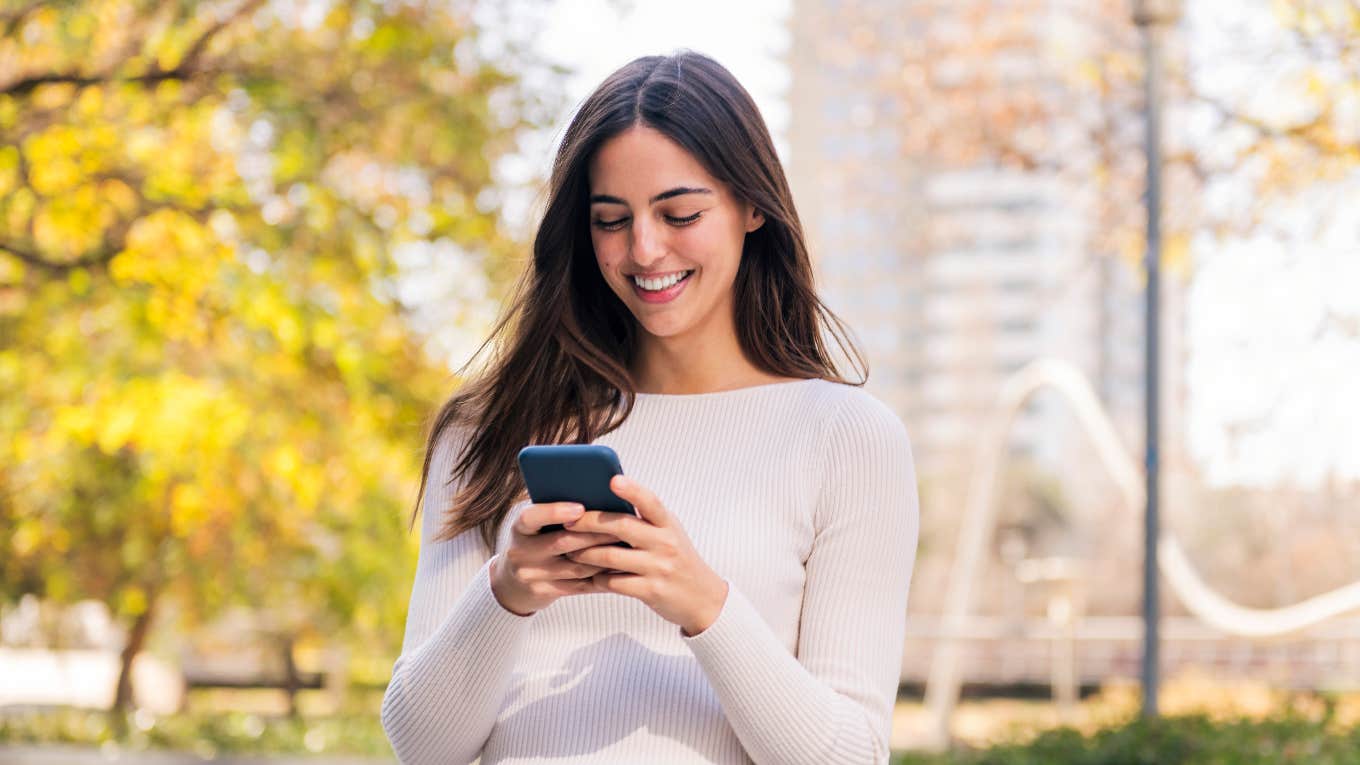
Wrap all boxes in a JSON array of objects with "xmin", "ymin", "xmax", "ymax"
[
  {"xmin": 465, "ymin": 0, "xmax": 1360, "ymax": 490},
  {"xmin": 489, "ymin": 0, "xmax": 792, "ymax": 234},
  {"xmin": 534, "ymin": 0, "xmax": 793, "ymax": 151},
  {"xmin": 1182, "ymin": 0, "xmax": 1360, "ymax": 488}
]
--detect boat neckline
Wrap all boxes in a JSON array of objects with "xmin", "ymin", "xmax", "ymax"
[{"xmin": 632, "ymin": 377, "xmax": 825, "ymax": 401}]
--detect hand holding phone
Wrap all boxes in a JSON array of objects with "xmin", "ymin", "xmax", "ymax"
[
  {"xmin": 489, "ymin": 500, "xmax": 618, "ymax": 616},
  {"xmin": 516, "ymin": 445, "xmax": 638, "ymax": 534},
  {"xmin": 488, "ymin": 444, "xmax": 638, "ymax": 616}
]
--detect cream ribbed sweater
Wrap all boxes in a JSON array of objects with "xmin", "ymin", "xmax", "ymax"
[{"xmin": 381, "ymin": 378, "xmax": 920, "ymax": 764}]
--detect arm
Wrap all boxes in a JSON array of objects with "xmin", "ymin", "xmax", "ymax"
[
  {"xmin": 681, "ymin": 394, "xmax": 920, "ymax": 764},
  {"xmin": 380, "ymin": 426, "xmax": 533, "ymax": 765}
]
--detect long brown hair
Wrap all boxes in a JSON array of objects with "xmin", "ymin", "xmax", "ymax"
[{"xmin": 413, "ymin": 50, "xmax": 867, "ymax": 549}]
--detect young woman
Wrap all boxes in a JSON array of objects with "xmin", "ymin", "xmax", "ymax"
[{"xmin": 381, "ymin": 51, "xmax": 919, "ymax": 764}]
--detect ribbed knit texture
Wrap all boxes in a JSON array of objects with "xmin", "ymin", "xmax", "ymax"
[{"xmin": 381, "ymin": 378, "xmax": 920, "ymax": 764}]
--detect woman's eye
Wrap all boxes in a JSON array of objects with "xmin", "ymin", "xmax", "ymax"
[{"xmin": 592, "ymin": 212, "xmax": 701, "ymax": 231}]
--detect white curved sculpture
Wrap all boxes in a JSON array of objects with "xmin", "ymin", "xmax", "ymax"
[
  {"xmin": 921, "ymin": 358, "xmax": 1360, "ymax": 749},
  {"xmin": 1159, "ymin": 538, "xmax": 1360, "ymax": 637}
]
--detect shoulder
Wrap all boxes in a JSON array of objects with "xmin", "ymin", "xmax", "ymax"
[
  {"xmin": 421, "ymin": 416, "xmax": 480, "ymax": 515},
  {"xmin": 805, "ymin": 381, "xmax": 912, "ymax": 455},
  {"xmin": 805, "ymin": 382, "xmax": 918, "ymax": 527},
  {"xmin": 415, "ymin": 418, "xmax": 482, "ymax": 542},
  {"xmin": 429, "ymin": 419, "xmax": 474, "ymax": 474}
]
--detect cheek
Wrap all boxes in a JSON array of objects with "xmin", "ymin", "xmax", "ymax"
[
  {"xmin": 592, "ymin": 240, "xmax": 633, "ymax": 298},
  {"xmin": 591, "ymin": 235, "xmax": 618, "ymax": 270},
  {"xmin": 692, "ymin": 226, "xmax": 743, "ymax": 275}
]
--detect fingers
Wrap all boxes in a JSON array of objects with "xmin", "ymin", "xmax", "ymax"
[
  {"xmin": 566, "ymin": 544, "xmax": 650, "ymax": 575},
  {"xmin": 590, "ymin": 570, "xmax": 647, "ymax": 599},
  {"xmin": 528, "ymin": 530, "xmax": 620, "ymax": 557},
  {"xmin": 554, "ymin": 578, "xmax": 601, "ymax": 596},
  {"xmin": 518, "ymin": 576, "xmax": 600, "ymax": 600},
  {"xmin": 513, "ymin": 502, "xmax": 584, "ymax": 536},
  {"xmin": 518, "ymin": 558, "xmax": 609, "ymax": 582},
  {"xmin": 609, "ymin": 475, "xmax": 670, "ymax": 526},
  {"xmin": 504, "ymin": 529, "xmax": 619, "ymax": 575},
  {"xmin": 565, "ymin": 510, "xmax": 661, "ymax": 548}
]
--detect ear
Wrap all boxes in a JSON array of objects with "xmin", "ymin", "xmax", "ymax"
[{"xmin": 745, "ymin": 205, "xmax": 765, "ymax": 233}]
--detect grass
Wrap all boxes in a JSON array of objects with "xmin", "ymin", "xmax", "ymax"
[
  {"xmin": 891, "ymin": 673, "xmax": 1360, "ymax": 764},
  {"xmin": 3, "ymin": 679, "xmax": 1359, "ymax": 762},
  {"xmin": 0, "ymin": 688, "xmax": 393, "ymax": 759},
  {"xmin": 894, "ymin": 712, "xmax": 1360, "ymax": 764}
]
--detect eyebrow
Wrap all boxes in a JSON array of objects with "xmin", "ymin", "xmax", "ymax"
[{"xmin": 589, "ymin": 186, "xmax": 714, "ymax": 206}]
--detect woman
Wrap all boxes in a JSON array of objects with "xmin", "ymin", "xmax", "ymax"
[{"xmin": 381, "ymin": 50, "xmax": 919, "ymax": 764}]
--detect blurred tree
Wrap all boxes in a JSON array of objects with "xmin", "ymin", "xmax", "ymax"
[
  {"xmin": 1193, "ymin": 0, "xmax": 1360, "ymax": 221},
  {"xmin": 820, "ymin": 0, "xmax": 1198, "ymax": 277},
  {"xmin": 0, "ymin": 0, "xmax": 565, "ymax": 712},
  {"xmin": 840, "ymin": 0, "xmax": 1358, "ymax": 267}
]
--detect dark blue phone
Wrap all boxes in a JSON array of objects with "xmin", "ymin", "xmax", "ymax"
[{"xmin": 516, "ymin": 444, "xmax": 637, "ymax": 534}]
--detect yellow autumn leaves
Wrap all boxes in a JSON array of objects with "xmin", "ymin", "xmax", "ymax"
[{"xmin": 1, "ymin": 0, "xmax": 544, "ymax": 675}]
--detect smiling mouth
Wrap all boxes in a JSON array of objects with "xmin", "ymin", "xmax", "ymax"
[
  {"xmin": 631, "ymin": 270, "xmax": 694, "ymax": 291},
  {"xmin": 628, "ymin": 269, "xmax": 694, "ymax": 305}
]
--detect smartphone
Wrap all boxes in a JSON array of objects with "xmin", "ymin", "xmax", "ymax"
[{"xmin": 516, "ymin": 444, "xmax": 637, "ymax": 535}]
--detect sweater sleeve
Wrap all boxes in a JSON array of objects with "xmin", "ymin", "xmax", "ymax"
[
  {"xmin": 682, "ymin": 391, "xmax": 920, "ymax": 765},
  {"xmin": 380, "ymin": 425, "xmax": 534, "ymax": 765}
]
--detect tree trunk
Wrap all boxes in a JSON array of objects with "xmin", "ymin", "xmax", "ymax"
[
  {"xmin": 281, "ymin": 633, "xmax": 301, "ymax": 719},
  {"xmin": 113, "ymin": 592, "xmax": 157, "ymax": 713}
]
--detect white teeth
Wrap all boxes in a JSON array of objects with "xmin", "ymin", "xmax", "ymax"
[{"xmin": 633, "ymin": 270, "xmax": 690, "ymax": 291}]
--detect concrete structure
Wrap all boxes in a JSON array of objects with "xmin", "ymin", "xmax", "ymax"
[{"xmin": 785, "ymin": 0, "xmax": 1187, "ymax": 506}]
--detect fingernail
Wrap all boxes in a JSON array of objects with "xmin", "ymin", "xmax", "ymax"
[{"xmin": 571, "ymin": 504, "xmax": 585, "ymax": 516}]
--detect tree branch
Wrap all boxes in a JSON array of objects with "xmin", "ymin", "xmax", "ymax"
[
  {"xmin": 0, "ymin": 64, "xmax": 223, "ymax": 98},
  {"xmin": 0, "ymin": 239, "xmax": 122, "ymax": 275},
  {"xmin": 0, "ymin": 197, "xmax": 226, "ymax": 277},
  {"xmin": 180, "ymin": 0, "xmax": 267, "ymax": 72},
  {"xmin": 1195, "ymin": 92, "xmax": 1355, "ymax": 155},
  {"xmin": 0, "ymin": 0, "xmax": 265, "ymax": 97}
]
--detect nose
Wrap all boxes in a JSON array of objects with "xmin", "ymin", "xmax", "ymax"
[{"xmin": 629, "ymin": 216, "xmax": 666, "ymax": 269}]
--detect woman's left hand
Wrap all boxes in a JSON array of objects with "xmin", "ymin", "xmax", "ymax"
[{"xmin": 563, "ymin": 474, "xmax": 729, "ymax": 636}]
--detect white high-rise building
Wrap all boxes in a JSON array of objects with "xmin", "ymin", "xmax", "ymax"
[{"xmin": 787, "ymin": 0, "xmax": 1187, "ymax": 517}]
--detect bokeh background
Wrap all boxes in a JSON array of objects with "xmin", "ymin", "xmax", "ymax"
[{"xmin": 2, "ymin": 0, "xmax": 1358, "ymax": 761}]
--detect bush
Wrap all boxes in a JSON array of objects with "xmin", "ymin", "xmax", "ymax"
[
  {"xmin": 0, "ymin": 707, "xmax": 393, "ymax": 758},
  {"xmin": 895, "ymin": 712, "xmax": 1360, "ymax": 765}
]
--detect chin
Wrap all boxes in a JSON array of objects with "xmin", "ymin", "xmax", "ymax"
[{"xmin": 635, "ymin": 316, "xmax": 691, "ymax": 339}]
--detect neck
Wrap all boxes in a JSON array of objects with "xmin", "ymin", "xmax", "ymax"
[{"xmin": 631, "ymin": 316, "xmax": 778, "ymax": 395}]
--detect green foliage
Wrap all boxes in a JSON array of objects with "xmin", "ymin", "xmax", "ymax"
[
  {"xmin": 6, "ymin": 708, "xmax": 1360, "ymax": 762},
  {"xmin": 894, "ymin": 712, "xmax": 1360, "ymax": 765},
  {"xmin": 0, "ymin": 0, "xmax": 565, "ymax": 686},
  {"xmin": 0, "ymin": 706, "xmax": 393, "ymax": 758}
]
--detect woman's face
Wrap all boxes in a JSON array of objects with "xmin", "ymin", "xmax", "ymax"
[{"xmin": 587, "ymin": 125, "xmax": 764, "ymax": 344}]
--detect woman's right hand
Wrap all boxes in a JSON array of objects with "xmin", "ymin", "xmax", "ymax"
[{"xmin": 489, "ymin": 501, "xmax": 617, "ymax": 616}]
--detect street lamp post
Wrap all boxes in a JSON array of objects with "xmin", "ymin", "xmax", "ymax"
[{"xmin": 1132, "ymin": 0, "xmax": 1181, "ymax": 719}]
